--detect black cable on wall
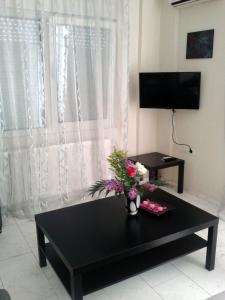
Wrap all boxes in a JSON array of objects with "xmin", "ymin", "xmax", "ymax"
[{"xmin": 172, "ymin": 109, "xmax": 193, "ymax": 154}]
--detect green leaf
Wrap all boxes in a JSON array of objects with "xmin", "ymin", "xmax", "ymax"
[
  {"xmin": 88, "ymin": 180, "xmax": 105, "ymax": 197},
  {"xmin": 105, "ymin": 190, "xmax": 111, "ymax": 197},
  {"xmin": 150, "ymin": 179, "xmax": 167, "ymax": 186}
]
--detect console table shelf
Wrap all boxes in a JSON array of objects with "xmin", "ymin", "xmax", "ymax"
[{"xmin": 45, "ymin": 234, "xmax": 207, "ymax": 297}]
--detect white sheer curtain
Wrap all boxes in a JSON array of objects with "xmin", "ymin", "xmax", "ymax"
[{"xmin": 0, "ymin": 0, "xmax": 129, "ymax": 218}]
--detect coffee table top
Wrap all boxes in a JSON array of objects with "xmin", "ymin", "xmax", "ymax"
[
  {"xmin": 128, "ymin": 152, "xmax": 184, "ymax": 170},
  {"xmin": 35, "ymin": 189, "xmax": 218, "ymax": 272}
]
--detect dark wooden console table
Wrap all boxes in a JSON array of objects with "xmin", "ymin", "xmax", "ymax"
[
  {"xmin": 128, "ymin": 152, "xmax": 185, "ymax": 193},
  {"xmin": 35, "ymin": 189, "xmax": 218, "ymax": 300}
]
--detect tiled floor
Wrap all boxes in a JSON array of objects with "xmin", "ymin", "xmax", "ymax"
[{"xmin": 0, "ymin": 187, "xmax": 225, "ymax": 300}]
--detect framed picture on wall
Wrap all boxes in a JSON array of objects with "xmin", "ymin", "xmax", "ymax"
[{"xmin": 186, "ymin": 29, "xmax": 214, "ymax": 59}]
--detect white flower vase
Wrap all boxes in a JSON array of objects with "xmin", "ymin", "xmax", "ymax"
[{"xmin": 125, "ymin": 194, "xmax": 140, "ymax": 216}]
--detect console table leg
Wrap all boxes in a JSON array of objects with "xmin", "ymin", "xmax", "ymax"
[
  {"xmin": 178, "ymin": 162, "xmax": 184, "ymax": 194},
  {"xmin": 149, "ymin": 170, "xmax": 158, "ymax": 181},
  {"xmin": 206, "ymin": 223, "xmax": 218, "ymax": 271},
  {"xmin": 36, "ymin": 224, "xmax": 47, "ymax": 267},
  {"xmin": 71, "ymin": 273, "xmax": 82, "ymax": 300}
]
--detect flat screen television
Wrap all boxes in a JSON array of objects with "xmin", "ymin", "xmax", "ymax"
[{"xmin": 139, "ymin": 72, "xmax": 201, "ymax": 109}]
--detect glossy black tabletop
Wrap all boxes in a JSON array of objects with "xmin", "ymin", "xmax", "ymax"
[
  {"xmin": 128, "ymin": 152, "xmax": 184, "ymax": 170},
  {"xmin": 35, "ymin": 189, "xmax": 217, "ymax": 271}
]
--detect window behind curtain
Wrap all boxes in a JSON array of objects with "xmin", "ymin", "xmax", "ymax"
[
  {"xmin": 56, "ymin": 25, "xmax": 111, "ymax": 123},
  {"xmin": 0, "ymin": 17, "xmax": 44, "ymax": 130}
]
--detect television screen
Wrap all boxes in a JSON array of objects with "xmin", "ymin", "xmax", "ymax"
[{"xmin": 139, "ymin": 72, "xmax": 201, "ymax": 109}]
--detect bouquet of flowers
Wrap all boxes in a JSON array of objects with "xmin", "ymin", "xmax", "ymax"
[{"xmin": 88, "ymin": 148, "xmax": 158, "ymax": 215}]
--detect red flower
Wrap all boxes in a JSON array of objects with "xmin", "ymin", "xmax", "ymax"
[{"xmin": 127, "ymin": 166, "xmax": 136, "ymax": 177}]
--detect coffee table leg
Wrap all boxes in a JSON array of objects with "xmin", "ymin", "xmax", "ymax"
[
  {"xmin": 36, "ymin": 224, "xmax": 47, "ymax": 267},
  {"xmin": 71, "ymin": 273, "xmax": 82, "ymax": 300},
  {"xmin": 206, "ymin": 223, "xmax": 218, "ymax": 271},
  {"xmin": 178, "ymin": 162, "xmax": 184, "ymax": 194}
]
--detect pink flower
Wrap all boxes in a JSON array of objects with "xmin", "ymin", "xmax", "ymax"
[
  {"xmin": 140, "ymin": 199, "xmax": 167, "ymax": 213},
  {"xmin": 142, "ymin": 200, "xmax": 149, "ymax": 206},
  {"xmin": 143, "ymin": 182, "xmax": 157, "ymax": 192},
  {"xmin": 149, "ymin": 203, "xmax": 156, "ymax": 209},
  {"xmin": 104, "ymin": 179, "xmax": 123, "ymax": 193},
  {"xmin": 128, "ymin": 187, "xmax": 138, "ymax": 199},
  {"xmin": 124, "ymin": 159, "xmax": 133, "ymax": 168},
  {"xmin": 157, "ymin": 206, "xmax": 163, "ymax": 212}
]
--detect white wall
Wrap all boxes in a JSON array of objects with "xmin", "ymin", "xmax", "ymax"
[
  {"xmin": 157, "ymin": 2, "xmax": 179, "ymax": 155},
  {"xmin": 158, "ymin": 0, "xmax": 225, "ymax": 204},
  {"xmin": 175, "ymin": 0, "xmax": 225, "ymax": 203},
  {"xmin": 128, "ymin": 0, "xmax": 162, "ymax": 156},
  {"xmin": 129, "ymin": 0, "xmax": 225, "ymax": 205}
]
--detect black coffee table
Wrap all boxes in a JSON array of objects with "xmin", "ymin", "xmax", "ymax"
[{"xmin": 35, "ymin": 189, "xmax": 218, "ymax": 300}]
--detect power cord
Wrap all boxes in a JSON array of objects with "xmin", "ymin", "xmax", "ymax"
[{"xmin": 172, "ymin": 109, "xmax": 193, "ymax": 154}]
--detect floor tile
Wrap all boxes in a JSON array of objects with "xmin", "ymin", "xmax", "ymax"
[
  {"xmin": 0, "ymin": 253, "xmax": 58, "ymax": 300},
  {"xmin": 15, "ymin": 218, "xmax": 36, "ymax": 238},
  {"xmin": 48, "ymin": 272, "xmax": 110, "ymax": 300},
  {"xmin": 211, "ymin": 246, "xmax": 225, "ymax": 271},
  {"xmin": 47, "ymin": 273, "xmax": 70, "ymax": 300},
  {"xmin": 216, "ymin": 230, "xmax": 225, "ymax": 248},
  {"xmin": 15, "ymin": 218, "xmax": 40, "ymax": 260},
  {"xmin": 196, "ymin": 226, "xmax": 224, "ymax": 248},
  {"xmin": 172, "ymin": 249, "xmax": 225, "ymax": 295},
  {"xmin": 154, "ymin": 274, "xmax": 209, "ymax": 300},
  {"xmin": 84, "ymin": 292, "xmax": 112, "ymax": 300},
  {"xmin": 140, "ymin": 263, "xmax": 182, "ymax": 287},
  {"xmin": 41, "ymin": 263, "xmax": 57, "ymax": 280},
  {"xmin": 218, "ymin": 220, "xmax": 225, "ymax": 231},
  {"xmin": 196, "ymin": 229, "xmax": 208, "ymax": 240},
  {"xmin": 207, "ymin": 291, "xmax": 225, "ymax": 300},
  {"xmin": 0, "ymin": 223, "xmax": 30, "ymax": 261},
  {"xmin": 103, "ymin": 275, "xmax": 162, "ymax": 300},
  {"xmin": 2, "ymin": 215, "xmax": 16, "ymax": 227}
]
